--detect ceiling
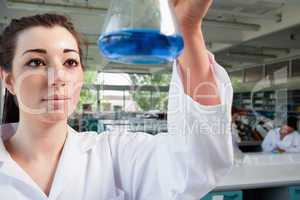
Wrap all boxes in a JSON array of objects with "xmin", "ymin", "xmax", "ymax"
[{"xmin": 1, "ymin": 0, "xmax": 300, "ymax": 73}]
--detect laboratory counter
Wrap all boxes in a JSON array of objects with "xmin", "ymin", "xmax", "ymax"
[
  {"xmin": 216, "ymin": 153, "xmax": 300, "ymax": 191},
  {"xmin": 202, "ymin": 153, "xmax": 300, "ymax": 200}
]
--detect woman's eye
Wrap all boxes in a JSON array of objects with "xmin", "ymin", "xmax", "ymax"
[
  {"xmin": 64, "ymin": 59, "xmax": 79, "ymax": 68},
  {"xmin": 26, "ymin": 58, "xmax": 46, "ymax": 67}
]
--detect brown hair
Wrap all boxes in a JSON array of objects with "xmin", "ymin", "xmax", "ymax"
[{"xmin": 0, "ymin": 13, "xmax": 86, "ymax": 124}]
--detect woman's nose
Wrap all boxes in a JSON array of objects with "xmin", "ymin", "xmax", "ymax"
[{"xmin": 47, "ymin": 67, "xmax": 68, "ymax": 87}]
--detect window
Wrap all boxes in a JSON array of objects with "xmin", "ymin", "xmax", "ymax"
[
  {"xmin": 265, "ymin": 61, "xmax": 289, "ymax": 81},
  {"xmin": 229, "ymin": 70, "xmax": 244, "ymax": 83},
  {"xmin": 77, "ymin": 86, "xmax": 98, "ymax": 113},
  {"xmin": 244, "ymin": 66, "xmax": 263, "ymax": 82}
]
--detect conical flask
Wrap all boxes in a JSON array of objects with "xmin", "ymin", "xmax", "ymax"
[{"xmin": 98, "ymin": 0, "xmax": 184, "ymax": 65}]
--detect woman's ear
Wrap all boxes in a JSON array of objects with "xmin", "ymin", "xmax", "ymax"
[{"xmin": 0, "ymin": 67, "xmax": 16, "ymax": 95}]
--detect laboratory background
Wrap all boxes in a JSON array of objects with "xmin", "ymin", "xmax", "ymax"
[{"xmin": 1, "ymin": 0, "xmax": 300, "ymax": 200}]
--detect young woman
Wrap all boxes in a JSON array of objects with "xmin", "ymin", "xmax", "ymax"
[{"xmin": 0, "ymin": 0, "xmax": 234, "ymax": 199}]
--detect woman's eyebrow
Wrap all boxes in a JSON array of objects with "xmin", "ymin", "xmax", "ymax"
[
  {"xmin": 64, "ymin": 49, "xmax": 79, "ymax": 54},
  {"xmin": 22, "ymin": 48, "xmax": 79, "ymax": 56},
  {"xmin": 22, "ymin": 48, "xmax": 47, "ymax": 55}
]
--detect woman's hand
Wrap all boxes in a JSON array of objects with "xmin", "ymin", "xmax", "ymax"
[
  {"xmin": 170, "ymin": 0, "xmax": 220, "ymax": 106},
  {"xmin": 172, "ymin": 0, "xmax": 213, "ymax": 30}
]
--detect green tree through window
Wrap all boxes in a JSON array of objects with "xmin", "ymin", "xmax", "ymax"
[
  {"xmin": 77, "ymin": 71, "xmax": 98, "ymax": 112},
  {"xmin": 129, "ymin": 73, "xmax": 170, "ymax": 111}
]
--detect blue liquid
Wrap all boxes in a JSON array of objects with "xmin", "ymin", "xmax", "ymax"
[{"xmin": 98, "ymin": 29, "xmax": 184, "ymax": 65}]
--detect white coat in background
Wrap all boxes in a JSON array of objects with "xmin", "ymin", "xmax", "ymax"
[
  {"xmin": 0, "ymin": 54, "xmax": 234, "ymax": 200},
  {"xmin": 262, "ymin": 128, "xmax": 300, "ymax": 153}
]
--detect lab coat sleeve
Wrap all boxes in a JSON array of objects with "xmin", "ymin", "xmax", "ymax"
[
  {"xmin": 283, "ymin": 146, "xmax": 300, "ymax": 153},
  {"xmin": 262, "ymin": 130, "xmax": 276, "ymax": 152},
  {"xmin": 277, "ymin": 133, "xmax": 300, "ymax": 153},
  {"xmin": 153, "ymin": 52, "xmax": 234, "ymax": 200},
  {"xmin": 110, "ymin": 53, "xmax": 234, "ymax": 200}
]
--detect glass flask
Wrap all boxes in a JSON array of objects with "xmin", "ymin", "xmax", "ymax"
[{"xmin": 98, "ymin": 0, "xmax": 184, "ymax": 65}]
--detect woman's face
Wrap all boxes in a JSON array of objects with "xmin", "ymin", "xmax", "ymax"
[
  {"xmin": 280, "ymin": 124, "xmax": 294, "ymax": 137},
  {"xmin": 8, "ymin": 25, "xmax": 84, "ymax": 123}
]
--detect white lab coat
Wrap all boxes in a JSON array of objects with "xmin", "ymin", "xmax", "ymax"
[
  {"xmin": 262, "ymin": 128, "xmax": 300, "ymax": 153},
  {"xmin": 0, "ymin": 55, "xmax": 234, "ymax": 200}
]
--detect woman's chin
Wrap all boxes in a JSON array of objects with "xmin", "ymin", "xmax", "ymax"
[
  {"xmin": 42, "ymin": 103, "xmax": 73, "ymax": 122},
  {"xmin": 41, "ymin": 112, "xmax": 68, "ymax": 123}
]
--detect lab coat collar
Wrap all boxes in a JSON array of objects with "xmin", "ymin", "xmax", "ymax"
[
  {"xmin": 0, "ymin": 123, "xmax": 94, "ymax": 163},
  {"xmin": 0, "ymin": 123, "xmax": 77, "ymax": 161},
  {"xmin": 274, "ymin": 128, "xmax": 299, "ymax": 137},
  {"xmin": 78, "ymin": 130, "xmax": 101, "ymax": 152},
  {"xmin": 0, "ymin": 123, "xmax": 88, "ymax": 199},
  {"xmin": 47, "ymin": 125, "xmax": 87, "ymax": 199}
]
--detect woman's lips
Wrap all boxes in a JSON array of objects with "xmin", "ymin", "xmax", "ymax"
[
  {"xmin": 42, "ymin": 95, "xmax": 71, "ymax": 110},
  {"xmin": 43, "ymin": 98, "xmax": 70, "ymax": 101},
  {"xmin": 42, "ymin": 95, "xmax": 70, "ymax": 101}
]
